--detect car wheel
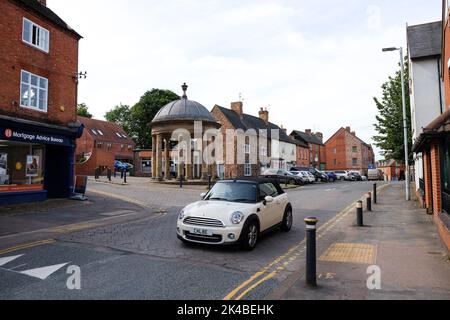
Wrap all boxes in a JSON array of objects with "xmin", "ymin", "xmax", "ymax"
[
  {"xmin": 240, "ymin": 219, "xmax": 259, "ymax": 251},
  {"xmin": 341, "ymin": 177, "xmax": 345, "ymax": 181},
  {"xmin": 288, "ymin": 179, "xmax": 295, "ymax": 185},
  {"xmin": 281, "ymin": 207, "xmax": 293, "ymax": 232}
]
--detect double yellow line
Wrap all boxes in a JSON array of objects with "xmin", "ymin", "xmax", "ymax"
[
  {"xmin": 224, "ymin": 183, "xmax": 391, "ymax": 300},
  {"xmin": 0, "ymin": 239, "xmax": 55, "ymax": 256}
]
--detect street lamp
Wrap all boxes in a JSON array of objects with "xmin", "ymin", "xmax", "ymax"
[{"xmin": 382, "ymin": 46, "xmax": 411, "ymax": 201}]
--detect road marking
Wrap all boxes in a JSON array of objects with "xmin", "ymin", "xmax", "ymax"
[
  {"xmin": 20, "ymin": 262, "xmax": 70, "ymax": 280},
  {"xmin": 0, "ymin": 240, "xmax": 55, "ymax": 255},
  {"xmin": 223, "ymin": 183, "xmax": 391, "ymax": 300},
  {"xmin": 0, "ymin": 254, "xmax": 23, "ymax": 267}
]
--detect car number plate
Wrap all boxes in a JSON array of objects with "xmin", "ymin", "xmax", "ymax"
[{"xmin": 192, "ymin": 228, "xmax": 213, "ymax": 236}]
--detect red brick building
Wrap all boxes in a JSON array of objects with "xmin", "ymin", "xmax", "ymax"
[
  {"xmin": 289, "ymin": 130, "xmax": 326, "ymax": 169},
  {"xmin": 75, "ymin": 117, "xmax": 135, "ymax": 176},
  {"xmin": 412, "ymin": 0, "xmax": 450, "ymax": 251},
  {"xmin": 324, "ymin": 127, "xmax": 375, "ymax": 175},
  {"xmin": 0, "ymin": 0, "xmax": 83, "ymax": 204}
]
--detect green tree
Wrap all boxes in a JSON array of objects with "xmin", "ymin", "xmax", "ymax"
[
  {"xmin": 130, "ymin": 89, "xmax": 179, "ymax": 149},
  {"xmin": 77, "ymin": 103, "xmax": 93, "ymax": 118},
  {"xmin": 373, "ymin": 57, "xmax": 413, "ymax": 163},
  {"xmin": 105, "ymin": 104, "xmax": 132, "ymax": 134}
]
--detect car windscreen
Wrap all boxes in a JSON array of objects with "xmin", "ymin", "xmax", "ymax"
[{"xmin": 205, "ymin": 182, "xmax": 257, "ymax": 203}]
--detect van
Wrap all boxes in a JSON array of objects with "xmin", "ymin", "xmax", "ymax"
[{"xmin": 368, "ymin": 169, "xmax": 382, "ymax": 181}]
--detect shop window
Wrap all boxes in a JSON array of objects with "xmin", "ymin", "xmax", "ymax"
[
  {"xmin": 20, "ymin": 70, "xmax": 48, "ymax": 112},
  {"xmin": 0, "ymin": 141, "xmax": 45, "ymax": 192}
]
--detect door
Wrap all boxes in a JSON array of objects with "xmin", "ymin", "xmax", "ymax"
[{"xmin": 259, "ymin": 182, "xmax": 283, "ymax": 230}]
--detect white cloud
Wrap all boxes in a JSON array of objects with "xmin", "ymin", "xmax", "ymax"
[{"xmin": 48, "ymin": 0, "xmax": 441, "ymax": 159}]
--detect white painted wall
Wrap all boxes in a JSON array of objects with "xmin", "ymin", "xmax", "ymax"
[
  {"xmin": 271, "ymin": 140, "xmax": 297, "ymax": 169},
  {"xmin": 409, "ymin": 57, "xmax": 443, "ymax": 191}
]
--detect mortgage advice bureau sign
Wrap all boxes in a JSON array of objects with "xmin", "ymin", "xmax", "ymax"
[{"xmin": 1, "ymin": 127, "xmax": 72, "ymax": 147}]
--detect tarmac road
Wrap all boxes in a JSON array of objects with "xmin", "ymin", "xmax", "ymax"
[{"xmin": 0, "ymin": 180, "xmax": 386, "ymax": 300}]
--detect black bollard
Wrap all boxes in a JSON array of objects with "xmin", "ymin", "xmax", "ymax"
[
  {"xmin": 373, "ymin": 183, "xmax": 377, "ymax": 204},
  {"xmin": 357, "ymin": 201, "xmax": 364, "ymax": 227},
  {"xmin": 107, "ymin": 169, "xmax": 112, "ymax": 182},
  {"xmin": 180, "ymin": 175, "xmax": 183, "ymax": 188},
  {"xmin": 208, "ymin": 175, "xmax": 212, "ymax": 190},
  {"xmin": 305, "ymin": 217, "xmax": 319, "ymax": 288},
  {"xmin": 366, "ymin": 192, "xmax": 372, "ymax": 212},
  {"xmin": 123, "ymin": 170, "xmax": 127, "ymax": 184}
]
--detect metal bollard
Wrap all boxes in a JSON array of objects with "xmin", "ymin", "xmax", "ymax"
[
  {"xmin": 180, "ymin": 175, "xmax": 183, "ymax": 188},
  {"xmin": 357, "ymin": 201, "xmax": 364, "ymax": 227},
  {"xmin": 305, "ymin": 217, "xmax": 319, "ymax": 288},
  {"xmin": 123, "ymin": 170, "xmax": 127, "ymax": 184},
  {"xmin": 373, "ymin": 183, "xmax": 377, "ymax": 204},
  {"xmin": 366, "ymin": 192, "xmax": 372, "ymax": 212},
  {"xmin": 107, "ymin": 169, "xmax": 112, "ymax": 182},
  {"xmin": 208, "ymin": 175, "xmax": 212, "ymax": 190}
]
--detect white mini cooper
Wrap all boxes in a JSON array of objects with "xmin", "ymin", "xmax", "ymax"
[{"xmin": 177, "ymin": 178, "xmax": 293, "ymax": 250}]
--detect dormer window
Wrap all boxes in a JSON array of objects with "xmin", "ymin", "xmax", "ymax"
[{"xmin": 23, "ymin": 18, "xmax": 49, "ymax": 53}]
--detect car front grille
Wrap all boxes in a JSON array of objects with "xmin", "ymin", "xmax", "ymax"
[
  {"xmin": 185, "ymin": 232, "xmax": 223, "ymax": 243},
  {"xmin": 184, "ymin": 216, "xmax": 225, "ymax": 228}
]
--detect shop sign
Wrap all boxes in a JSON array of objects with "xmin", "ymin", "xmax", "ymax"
[{"xmin": 1, "ymin": 127, "xmax": 72, "ymax": 146}]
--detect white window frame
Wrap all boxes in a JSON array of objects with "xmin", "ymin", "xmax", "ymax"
[
  {"xmin": 20, "ymin": 70, "xmax": 48, "ymax": 112},
  {"xmin": 245, "ymin": 144, "xmax": 251, "ymax": 154},
  {"xmin": 244, "ymin": 163, "xmax": 252, "ymax": 176},
  {"xmin": 22, "ymin": 18, "xmax": 50, "ymax": 53}
]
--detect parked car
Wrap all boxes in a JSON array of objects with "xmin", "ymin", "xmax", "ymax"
[
  {"xmin": 368, "ymin": 169, "xmax": 383, "ymax": 181},
  {"xmin": 177, "ymin": 178, "xmax": 293, "ymax": 250},
  {"xmin": 324, "ymin": 171, "xmax": 338, "ymax": 182},
  {"xmin": 349, "ymin": 171, "xmax": 363, "ymax": 181},
  {"xmin": 292, "ymin": 171, "xmax": 315, "ymax": 184},
  {"xmin": 361, "ymin": 175, "xmax": 368, "ymax": 181},
  {"xmin": 262, "ymin": 169, "xmax": 304, "ymax": 185},
  {"xmin": 334, "ymin": 170, "xmax": 353, "ymax": 181},
  {"xmin": 290, "ymin": 167, "xmax": 328, "ymax": 182}
]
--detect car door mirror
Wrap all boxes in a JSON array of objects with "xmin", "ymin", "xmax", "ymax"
[
  {"xmin": 200, "ymin": 193, "xmax": 207, "ymax": 199},
  {"xmin": 265, "ymin": 196, "xmax": 274, "ymax": 204}
]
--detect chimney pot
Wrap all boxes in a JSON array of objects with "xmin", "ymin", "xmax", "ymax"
[
  {"xmin": 259, "ymin": 108, "xmax": 269, "ymax": 124},
  {"xmin": 231, "ymin": 102, "xmax": 244, "ymax": 118},
  {"xmin": 305, "ymin": 129, "xmax": 312, "ymax": 135}
]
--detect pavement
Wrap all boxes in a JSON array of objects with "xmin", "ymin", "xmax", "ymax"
[{"xmin": 269, "ymin": 183, "xmax": 450, "ymax": 300}]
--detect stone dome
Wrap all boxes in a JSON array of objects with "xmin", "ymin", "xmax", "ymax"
[{"xmin": 151, "ymin": 83, "xmax": 217, "ymax": 124}]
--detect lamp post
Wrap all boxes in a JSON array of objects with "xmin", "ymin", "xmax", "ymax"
[{"xmin": 382, "ymin": 46, "xmax": 411, "ymax": 201}]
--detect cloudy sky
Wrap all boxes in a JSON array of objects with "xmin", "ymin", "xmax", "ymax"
[{"xmin": 48, "ymin": 0, "xmax": 441, "ymax": 159}]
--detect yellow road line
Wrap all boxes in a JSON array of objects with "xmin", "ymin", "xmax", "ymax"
[
  {"xmin": 224, "ymin": 183, "xmax": 392, "ymax": 300},
  {"xmin": 0, "ymin": 239, "xmax": 55, "ymax": 255}
]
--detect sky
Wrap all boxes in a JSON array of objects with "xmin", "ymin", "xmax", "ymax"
[{"xmin": 48, "ymin": 0, "xmax": 442, "ymax": 159}]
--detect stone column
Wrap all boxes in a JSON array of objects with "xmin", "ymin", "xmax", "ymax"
[
  {"xmin": 165, "ymin": 139, "xmax": 171, "ymax": 180},
  {"xmin": 151, "ymin": 135, "xmax": 156, "ymax": 179},
  {"xmin": 156, "ymin": 134, "xmax": 163, "ymax": 180}
]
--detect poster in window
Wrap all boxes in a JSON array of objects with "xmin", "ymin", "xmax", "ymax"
[
  {"xmin": 26, "ymin": 155, "xmax": 39, "ymax": 177},
  {"xmin": 0, "ymin": 153, "xmax": 6, "ymax": 175}
]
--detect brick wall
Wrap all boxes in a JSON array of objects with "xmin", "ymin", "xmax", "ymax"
[
  {"xmin": 431, "ymin": 142, "xmax": 442, "ymax": 214},
  {"xmin": 0, "ymin": 0, "xmax": 79, "ymax": 126},
  {"xmin": 296, "ymin": 145, "xmax": 310, "ymax": 167},
  {"xmin": 423, "ymin": 150, "xmax": 433, "ymax": 213}
]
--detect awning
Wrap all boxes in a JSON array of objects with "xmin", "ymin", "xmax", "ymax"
[{"xmin": 412, "ymin": 109, "xmax": 450, "ymax": 152}]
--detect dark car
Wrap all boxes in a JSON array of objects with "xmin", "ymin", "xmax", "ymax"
[
  {"xmin": 350, "ymin": 171, "xmax": 362, "ymax": 181},
  {"xmin": 263, "ymin": 169, "xmax": 304, "ymax": 185},
  {"xmin": 324, "ymin": 171, "xmax": 338, "ymax": 182}
]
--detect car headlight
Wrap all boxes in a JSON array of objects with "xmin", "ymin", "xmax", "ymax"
[
  {"xmin": 178, "ymin": 209, "xmax": 186, "ymax": 221},
  {"xmin": 230, "ymin": 211, "xmax": 245, "ymax": 225}
]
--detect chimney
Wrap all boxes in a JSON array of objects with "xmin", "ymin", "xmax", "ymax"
[
  {"xmin": 37, "ymin": 0, "xmax": 46, "ymax": 6},
  {"xmin": 259, "ymin": 107, "xmax": 269, "ymax": 124},
  {"xmin": 346, "ymin": 126, "xmax": 351, "ymax": 132},
  {"xmin": 280, "ymin": 125, "xmax": 287, "ymax": 134},
  {"xmin": 351, "ymin": 131, "xmax": 356, "ymax": 136},
  {"xmin": 305, "ymin": 129, "xmax": 312, "ymax": 135},
  {"xmin": 231, "ymin": 102, "xmax": 243, "ymax": 118},
  {"xmin": 314, "ymin": 132, "xmax": 323, "ymax": 142}
]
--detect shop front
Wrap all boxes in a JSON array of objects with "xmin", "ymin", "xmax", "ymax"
[{"xmin": 0, "ymin": 116, "xmax": 83, "ymax": 205}]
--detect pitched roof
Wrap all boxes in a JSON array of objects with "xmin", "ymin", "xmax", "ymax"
[
  {"xmin": 291, "ymin": 130, "xmax": 324, "ymax": 146},
  {"xmin": 78, "ymin": 117, "xmax": 134, "ymax": 145},
  {"xmin": 13, "ymin": 0, "xmax": 82, "ymax": 39},
  {"xmin": 407, "ymin": 21, "xmax": 442, "ymax": 59},
  {"xmin": 215, "ymin": 106, "xmax": 295, "ymax": 144}
]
